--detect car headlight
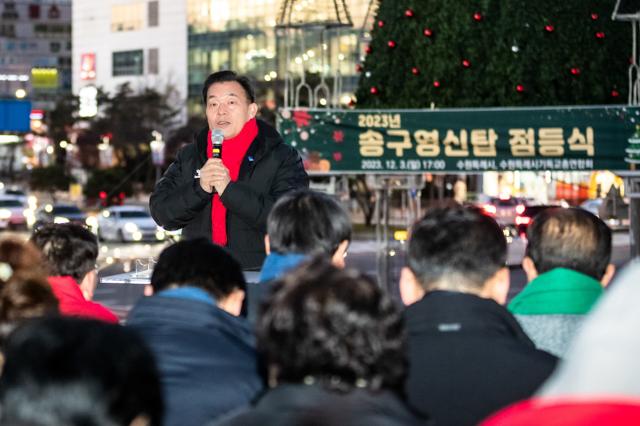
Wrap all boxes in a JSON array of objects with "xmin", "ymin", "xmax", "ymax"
[
  {"xmin": 0, "ymin": 209, "xmax": 10, "ymax": 220},
  {"xmin": 54, "ymin": 216, "xmax": 70, "ymax": 224},
  {"xmin": 28, "ymin": 195, "xmax": 37, "ymax": 210},
  {"xmin": 124, "ymin": 222, "xmax": 138, "ymax": 233},
  {"xmin": 85, "ymin": 216, "xmax": 98, "ymax": 227}
]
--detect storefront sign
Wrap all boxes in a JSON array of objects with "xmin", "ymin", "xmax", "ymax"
[
  {"xmin": 80, "ymin": 53, "xmax": 96, "ymax": 80},
  {"xmin": 31, "ymin": 67, "xmax": 58, "ymax": 89},
  {"xmin": 277, "ymin": 106, "xmax": 638, "ymax": 173},
  {"xmin": 0, "ymin": 100, "xmax": 30, "ymax": 132}
]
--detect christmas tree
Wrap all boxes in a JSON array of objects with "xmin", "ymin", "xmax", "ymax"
[{"xmin": 356, "ymin": 1, "xmax": 629, "ymax": 108}]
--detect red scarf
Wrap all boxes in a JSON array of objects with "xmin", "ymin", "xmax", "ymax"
[{"xmin": 208, "ymin": 118, "xmax": 258, "ymax": 246}]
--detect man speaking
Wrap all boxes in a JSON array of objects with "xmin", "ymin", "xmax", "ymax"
[{"xmin": 150, "ymin": 70, "xmax": 308, "ymax": 269}]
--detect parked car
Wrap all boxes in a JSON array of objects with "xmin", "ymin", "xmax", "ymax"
[
  {"xmin": 515, "ymin": 205, "xmax": 562, "ymax": 236},
  {"xmin": 1, "ymin": 188, "xmax": 27, "ymax": 204},
  {"xmin": 34, "ymin": 204, "xmax": 89, "ymax": 229},
  {"xmin": 481, "ymin": 196, "xmax": 526, "ymax": 226},
  {"xmin": 97, "ymin": 205, "xmax": 165, "ymax": 243},
  {"xmin": 0, "ymin": 197, "xmax": 28, "ymax": 230}
]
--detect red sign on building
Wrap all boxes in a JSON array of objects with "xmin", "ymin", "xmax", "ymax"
[{"xmin": 80, "ymin": 53, "xmax": 96, "ymax": 80}]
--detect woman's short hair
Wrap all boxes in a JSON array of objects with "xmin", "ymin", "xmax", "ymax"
[
  {"xmin": 258, "ymin": 258, "xmax": 406, "ymax": 392},
  {"xmin": 0, "ymin": 237, "xmax": 45, "ymax": 280}
]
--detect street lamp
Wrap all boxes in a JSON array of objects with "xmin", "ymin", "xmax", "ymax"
[{"xmin": 150, "ymin": 130, "xmax": 165, "ymax": 182}]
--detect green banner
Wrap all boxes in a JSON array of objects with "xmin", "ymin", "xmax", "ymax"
[{"xmin": 277, "ymin": 106, "xmax": 639, "ymax": 173}]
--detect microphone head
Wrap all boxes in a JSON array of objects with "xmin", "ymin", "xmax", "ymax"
[
  {"xmin": 212, "ymin": 128, "xmax": 224, "ymax": 145},
  {"xmin": 211, "ymin": 129, "xmax": 224, "ymax": 159}
]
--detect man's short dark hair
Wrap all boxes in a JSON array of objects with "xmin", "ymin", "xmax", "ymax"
[
  {"xmin": 151, "ymin": 238, "xmax": 246, "ymax": 298},
  {"xmin": 30, "ymin": 223, "xmax": 98, "ymax": 283},
  {"xmin": 408, "ymin": 206, "xmax": 507, "ymax": 291},
  {"xmin": 259, "ymin": 258, "xmax": 406, "ymax": 392},
  {"xmin": 202, "ymin": 70, "xmax": 255, "ymax": 105},
  {"xmin": 267, "ymin": 189, "xmax": 352, "ymax": 256},
  {"xmin": 0, "ymin": 317, "xmax": 163, "ymax": 426},
  {"xmin": 525, "ymin": 207, "xmax": 612, "ymax": 280}
]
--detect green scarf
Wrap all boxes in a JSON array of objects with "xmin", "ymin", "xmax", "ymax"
[{"xmin": 508, "ymin": 267, "xmax": 604, "ymax": 315}]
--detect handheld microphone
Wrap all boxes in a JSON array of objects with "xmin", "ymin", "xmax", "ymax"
[{"xmin": 212, "ymin": 129, "xmax": 224, "ymax": 159}]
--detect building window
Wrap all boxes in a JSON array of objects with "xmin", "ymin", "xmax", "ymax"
[
  {"xmin": 50, "ymin": 41, "xmax": 61, "ymax": 53},
  {"xmin": 0, "ymin": 24, "xmax": 16, "ymax": 38},
  {"xmin": 47, "ymin": 4, "xmax": 60, "ymax": 19},
  {"xmin": 148, "ymin": 1, "xmax": 159, "ymax": 27},
  {"xmin": 2, "ymin": 2, "xmax": 19, "ymax": 20},
  {"xmin": 111, "ymin": 3, "xmax": 144, "ymax": 32},
  {"xmin": 112, "ymin": 50, "xmax": 144, "ymax": 76},
  {"xmin": 148, "ymin": 48, "xmax": 159, "ymax": 74},
  {"xmin": 29, "ymin": 4, "xmax": 40, "ymax": 19}
]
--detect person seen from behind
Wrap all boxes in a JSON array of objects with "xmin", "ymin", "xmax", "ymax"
[
  {"xmin": 127, "ymin": 238, "xmax": 263, "ymax": 426},
  {"xmin": 399, "ymin": 206, "xmax": 557, "ymax": 426},
  {"xmin": 30, "ymin": 223, "xmax": 118, "ymax": 323},
  {"xmin": 508, "ymin": 207, "xmax": 614, "ymax": 356},
  {"xmin": 216, "ymin": 258, "xmax": 427, "ymax": 426}
]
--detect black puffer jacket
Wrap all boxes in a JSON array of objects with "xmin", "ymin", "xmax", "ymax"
[
  {"xmin": 404, "ymin": 291, "xmax": 558, "ymax": 426},
  {"xmin": 214, "ymin": 383, "xmax": 428, "ymax": 426},
  {"xmin": 150, "ymin": 119, "xmax": 308, "ymax": 269}
]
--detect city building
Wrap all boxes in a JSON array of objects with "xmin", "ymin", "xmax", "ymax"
[
  {"xmin": 0, "ymin": 0, "xmax": 71, "ymax": 110},
  {"xmin": 0, "ymin": 0, "xmax": 72, "ymax": 175},
  {"xmin": 72, "ymin": 0, "xmax": 376, "ymax": 122},
  {"xmin": 72, "ymin": 0, "xmax": 188, "ymax": 123},
  {"xmin": 186, "ymin": 0, "xmax": 376, "ymax": 115}
]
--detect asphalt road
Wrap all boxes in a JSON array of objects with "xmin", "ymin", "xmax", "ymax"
[{"xmin": 93, "ymin": 231, "xmax": 633, "ymax": 321}]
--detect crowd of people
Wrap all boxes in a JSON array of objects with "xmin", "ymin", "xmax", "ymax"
[{"xmin": 0, "ymin": 188, "xmax": 638, "ymax": 425}]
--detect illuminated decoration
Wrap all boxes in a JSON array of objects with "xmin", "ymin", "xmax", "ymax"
[
  {"xmin": 80, "ymin": 53, "xmax": 96, "ymax": 80},
  {"xmin": 150, "ymin": 130, "xmax": 165, "ymax": 181},
  {"xmin": 98, "ymin": 135, "xmax": 114, "ymax": 168},
  {"xmin": 0, "ymin": 74, "xmax": 28, "ymax": 82},
  {"xmin": 276, "ymin": 0, "xmax": 354, "ymax": 109},
  {"xmin": 78, "ymin": 86, "xmax": 98, "ymax": 118},
  {"xmin": 31, "ymin": 68, "xmax": 58, "ymax": 89},
  {"xmin": 150, "ymin": 130, "xmax": 165, "ymax": 167}
]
